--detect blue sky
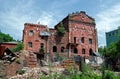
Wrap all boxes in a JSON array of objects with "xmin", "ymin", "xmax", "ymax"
[{"xmin": 0, "ymin": 0, "xmax": 120, "ymax": 46}]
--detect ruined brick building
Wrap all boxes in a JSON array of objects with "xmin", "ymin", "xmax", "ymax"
[{"xmin": 23, "ymin": 11, "xmax": 98, "ymax": 59}]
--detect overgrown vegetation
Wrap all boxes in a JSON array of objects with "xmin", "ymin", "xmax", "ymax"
[
  {"xmin": 57, "ymin": 22, "xmax": 66, "ymax": 35},
  {"xmin": 28, "ymin": 62, "xmax": 120, "ymax": 79},
  {"xmin": 98, "ymin": 28, "xmax": 120, "ymax": 70},
  {"xmin": 12, "ymin": 42, "xmax": 24, "ymax": 52},
  {"xmin": 39, "ymin": 48, "xmax": 44, "ymax": 54},
  {"xmin": 16, "ymin": 69, "xmax": 26, "ymax": 75},
  {"xmin": 0, "ymin": 31, "xmax": 14, "ymax": 43},
  {"xmin": 19, "ymin": 54, "xmax": 120, "ymax": 79},
  {"xmin": 55, "ymin": 52, "xmax": 66, "ymax": 62}
]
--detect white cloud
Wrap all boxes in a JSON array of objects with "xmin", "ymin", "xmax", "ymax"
[
  {"xmin": 0, "ymin": 0, "xmax": 63, "ymax": 40},
  {"xmin": 36, "ymin": 12, "xmax": 57, "ymax": 28},
  {"xmin": 96, "ymin": 3, "xmax": 120, "ymax": 46}
]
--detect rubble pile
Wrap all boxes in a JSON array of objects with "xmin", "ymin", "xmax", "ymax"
[
  {"xmin": 9, "ymin": 67, "xmax": 41, "ymax": 79},
  {"xmin": 0, "ymin": 48, "xmax": 16, "ymax": 64},
  {"xmin": 9, "ymin": 67, "xmax": 65, "ymax": 79}
]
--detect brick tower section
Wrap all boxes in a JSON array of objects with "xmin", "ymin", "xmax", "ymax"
[
  {"xmin": 68, "ymin": 12, "xmax": 98, "ymax": 58},
  {"xmin": 23, "ymin": 23, "xmax": 49, "ymax": 52}
]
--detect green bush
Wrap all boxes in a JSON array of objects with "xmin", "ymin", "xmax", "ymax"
[{"xmin": 16, "ymin": 69, "xmax": 26, "ymax": 75}]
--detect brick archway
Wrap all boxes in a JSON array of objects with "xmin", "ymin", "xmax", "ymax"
[
  {"xmin": 53, "ymin": 46, "xmax": 57, "ymax": 52},
  {"xmin": 74, "ymin": 48, "xmax": 78, "ymax": 54}
]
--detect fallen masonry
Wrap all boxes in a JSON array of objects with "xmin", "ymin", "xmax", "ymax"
[{"xmin": 0, "ymin": 46, "xmax": 17, "ymax": 64}]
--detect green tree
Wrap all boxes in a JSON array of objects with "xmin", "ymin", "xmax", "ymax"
[
  {"xmin": 0, "ymin": 32, "xmax": 14, "ymax": 43},
  {"xmin": 115, "ymin": 40, "xmax": 120, "ymax": 59},
  {"xmin": 12, "ymin": 42, "xmax": 24, "ymax": 52},
  {"xmin": 98, "ymin": 46, "xmax": 107, "ymax": 56},
  {"xmin": 106, "ymin": 43, "xmax": 117, "ymax": 59}
]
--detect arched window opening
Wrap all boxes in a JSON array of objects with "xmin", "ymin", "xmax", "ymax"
[
  {"xmin": 89, "ymin": 48, "xmax": 93, "ymax": 56},
  {"xmin": 82, "ymin": 48, "xmax": 85, "ymax": 54},
  {"xmin": 89, "ymin": 38, "xmax": 92, "ymax": 44},
  {"xmin": 53, "ymin": 46, "xmax": 57, "ymax": 52},
  {"xmin": 40, "ymin": 43, "xmax": 44, "ymax": 48},
  {"xmin": 40, "ymin": 43, "xmax": 44, "ymax": 53},
  {"xmin": 29, "ymin": 30, "xmax": 34, "ymax": 36},
  {"xmin": 61, "ymin": 47, "xmax": 65, "ymax": 53},
  {"xmin": 74, "ymin": 48, "xmax": 78, "ymax": 54}
]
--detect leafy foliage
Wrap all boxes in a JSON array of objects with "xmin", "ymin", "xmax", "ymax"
[
  {"xmin": 57, "ymin": 22, "xmax": 66, "ymax": 35},
  {"xmin": 99, "ymin": 28, "xmax": 120, "ymax": 59},
  {"xmin": 98, "ymin": 46, "xmax": 107, "ymax": 56},
  {"xmin": 100, "ymin": 28, "xmax": 120, "ymax": 70},
  {"xmin": 106, "ymin": 43, "xmax": 117, "ymax": 59},
  {"xmin": 0, "ymin": 31, "xmax": 14, "ymax": 43},
  {"xmin": 12, "ymin": 42, "xmax": 24, "ymax": 52}
]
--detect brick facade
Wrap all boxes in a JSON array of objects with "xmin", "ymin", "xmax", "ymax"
[{"xmin": 23, "ymin": 11, "xmax": 98, "ymax": 59}]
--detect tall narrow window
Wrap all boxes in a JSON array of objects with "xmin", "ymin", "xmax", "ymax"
[
  {"xmin": 29, "ymin": 30, "xmax": 34, "ymax": 36},
  {"xmin": 61, "ymin": 47, "xmax": 65, "ymax": 53},
  {"xmin": 74, "ymin": 48, "xmax": 78, "ymax": 54},
  {"xmin": 89, "ymin": 38, "xmax": 92, "ymax": 44},
  {"xmin": 28, "ymin": 42, "xmax": 32, "ymax": 48},
  {"xmin": 53, "ymin": 46, "xmax": 57, "ymax": 52},
  {"xmin": 74, "ymin": 37, "xmax": 76, "ymax": 43},
  {"xmin": 82, "ymin": 49, "xmax": 85, "ymax": 54},
  {"xmin": 89, "ymin": 48, "xmax": 93, "ymax": 56},
  {"xmin": 81, "ymin": 37, "xmax": 84, "ymax": 43}
]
